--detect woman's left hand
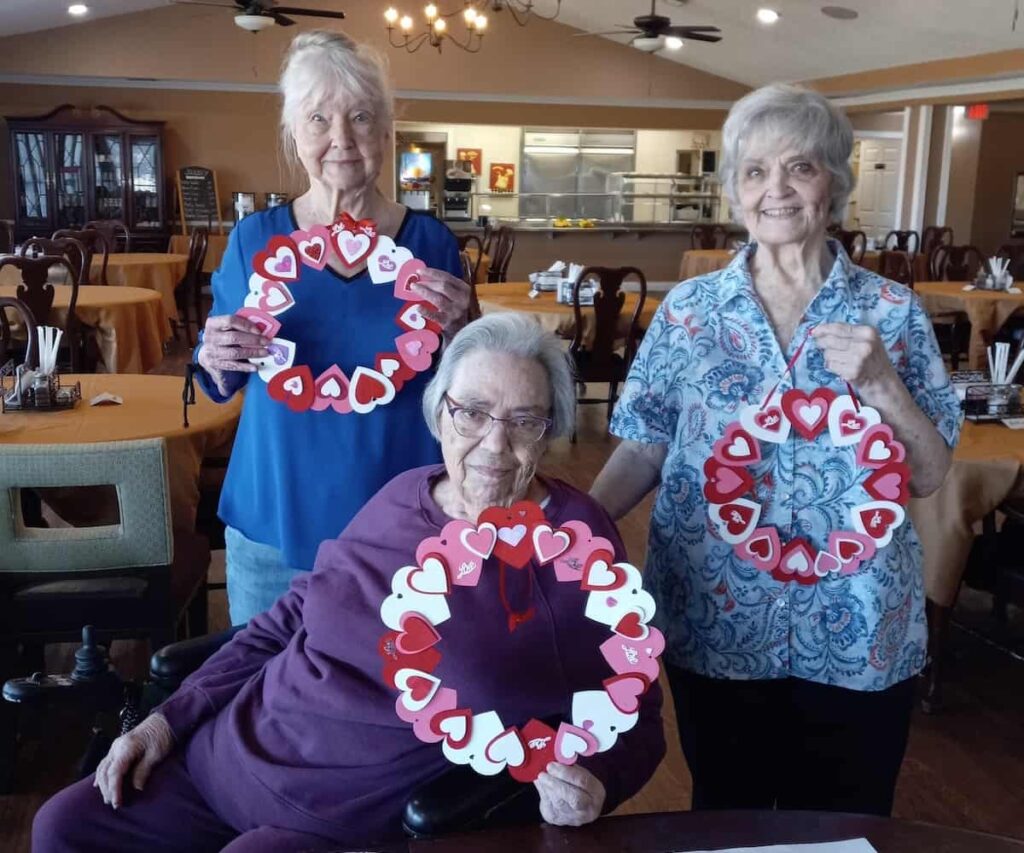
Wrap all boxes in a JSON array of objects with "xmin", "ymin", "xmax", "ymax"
[
  {"xmin": 534, "ymin": 762, "xmax": 606, "ymax": 827},
  {"xmin": 811, "ymin": 322, "xmax": 898, "ymax": 391},
  {"xmin": 411, "ymin": 267, "xmax": 471, "ymax": 339}
]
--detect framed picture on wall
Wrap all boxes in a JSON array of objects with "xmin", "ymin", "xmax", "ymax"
[
  {"xmin": 456, "ymin": 148, "xmax": 483, "ymax": 175},
  {"xmin": 489, "ymin": 163, "xmax": 515, "ymax": 193}
]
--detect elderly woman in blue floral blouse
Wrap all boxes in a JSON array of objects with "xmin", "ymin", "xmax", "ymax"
[{"xmin": 592, "ymin": 84, "xmax": 961, "ymax": 816}]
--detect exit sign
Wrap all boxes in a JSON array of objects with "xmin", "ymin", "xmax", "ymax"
[{"xmin": 966, "ymin": 103, "xmax": 990, "ymax": 120}]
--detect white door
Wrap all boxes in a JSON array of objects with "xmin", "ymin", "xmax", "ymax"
[{"xmin": 852, "ymin": 139, "xmax": 901, "ymax": 243}]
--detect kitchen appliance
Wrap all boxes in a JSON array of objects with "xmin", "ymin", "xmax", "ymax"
[{"xmin": 443, "ymin": 176, "xmax": 473, "ymax": 221}]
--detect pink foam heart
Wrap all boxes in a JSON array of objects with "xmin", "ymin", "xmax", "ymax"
[
  {"xmin": 551, "ymin": 521, "xmax": 616, "ymax": 582},
  {"xmin": 814, "ymin": 551, "xmax": 843, "ymax": 576},
  {"xmin": 736, "ymin": 526, "xmax": 781, "ymax": 572},
  {"xmin": 599, "ymin": 625, "xmax": 664, "ymax": 682},
  {"xmin": 712, "ymin": 424, "xmax": 761, "ymax": 466},
  {"xmin": 290, "ymin": 226, "xmax": 332, "ymax": 271},
  {"xmin": 532, "ymin": 524, "xmax": 572, "ymax": 565},
  {"xmin": 395, "ymin": 329, "xmax": 440, "ymax": 373},
  {"xmin": 311, "ymin": 365, "xmax": 352, "ymax": 414},
  {"xmin": 553, "ymin": 722, "xmax": 599, "ymax": 765},
  {"xmin": 235, "ymin": 308, "xmax": 281, "ymax": 340},
  {"xmin": 394, "ymin": 258, "xmax": 427, "ymax": 302},
  {"xmin": 603, "ymin": 673, "xmax": 648, "ymax": 715},
  {"xmin": 255, "ymin": 280, "xmax": 295, "ymax": 316},
  {"xmin": 415, "ymin": 520, "xmax": 493, "ymax": 588}
]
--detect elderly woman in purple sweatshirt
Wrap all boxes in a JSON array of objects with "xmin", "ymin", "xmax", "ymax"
[{"xmin": 34, "ymin": 313, "xmax": 665, "ymax": 852}]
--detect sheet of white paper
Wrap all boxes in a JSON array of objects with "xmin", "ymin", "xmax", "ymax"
[{"xmin": 675, "ymin": 839, "xmax": 877, "ymax": 853}]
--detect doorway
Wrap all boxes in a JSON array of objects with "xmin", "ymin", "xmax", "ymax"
[{"xmin": 849, "ymin": 137, "xmax": 901, "ymax": 243}]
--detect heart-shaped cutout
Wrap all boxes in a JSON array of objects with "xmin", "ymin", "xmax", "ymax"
[
  {"xmin": 740, "ymin": 398, "xmax": 791, "ymax": 445},
  {"xmin": 253, "ymin": 236, "xmax": 300, "ymax": 282},
  {"xmin": 330, "ymin": 224, "xmax": 376, "ymax": 268},
  {"xmin": 310, "ymin": 365, "xmax": 352, "ymax": 414},
  {"xmin": 613, "ymin": 611, "xmax": 649, "ymax": 641},
  {"xmin": 396, "ymin": 301, "xmax": 442, "ymax": 334},
  {"xmin": 432, "ymin": 708, "xmax": 473, "ymax": 749},
  {"xmin": 485, "ymin": 727, "xmax": 527, "ymax": 768},
  {"xmin": 348, "ymin": 366, "xmax": 396, "ymax": 415},
  {"xmin": 408, "ymin": 556, "xmax": 451, "ymax": 596},
  {"xmin": 394, "ymin": 258, "xmax": 427, "ymax": 302},
  {"xmin": 395, "ymin": 613, "xmax": 441, "ymax": 655},
  {"xmin": 235, "ymin": 307, "xmax": 282, "ymax": 340},
  {"xmin": 290, "ymin": 226, "xmax": 332, "ymax": 271},
  {"xmin": 580, "ymin": 550, "xmax": 625, "ymax": 591},
  {"xmin": 479, "ymin": 502, "xmax": 544, "ymax": 568},
  {"xmin": 267, "ymin": 366, "xmax": 314, "ymax": 413},
  {"xmin": 708, "ymin": 498, "xmax": 761, "ymax": 545},
  {"xmin": 394, "ymin": 668, "xmax": 441, "ymax": 713},
  {"xmin": 250, "ymin": 279, "xmax": 295, "ymax": 316},
  {"xmin": 532, "ymin": 524, "xmax": 572, "ymax": 565},
  {"xmin": 782, "ymin": 388, "xmax": 836, "ymax": 440},
  {"xmin": 737, "ymin": 526, "xmax": 781, "ymax": 572},
  {"xmin": 711, "ymin": 424, "xmax": 761, "ymax": 466},
  {"xmin": 851, "ymin": 500, "xmax": 906, "ymax": 548},
  {"xmin": 863, "ymin": 462, "xmax": 911, "ymax": 505},
  {"xmin": 368, "ymin": 235, "xmax": 415, "ymax": 285},
  {"xmin": 554, "ymin": 722, "xmax": 599, "ymax": 765},
  {"xmin": 603, "ymin": 673, "xmax": 649, "ymax": 714},
  {"xmin": 855, "ymin": 424, "xmax": 907, "ymax": 469},
  {"xmin": 827, "ymin": 394, "xmax": 882, "ymax": 447},
  {"xmin": 703, "ymin": 458, "xmax": 755, "ymax": 504},
  {"xmin": 773, "ymin": 538, "xmax": 818, "ymax": 585},
  {"xmin": 395, "ymin": 329, "xmax": 441, "ymax": 373}
]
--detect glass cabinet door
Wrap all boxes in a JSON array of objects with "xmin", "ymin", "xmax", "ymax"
[
  {"xmin": 92, "ymin": 133, "xmax": 124, "ymax": 221},
  {"xmin": 54, "ymin": 132, "xmax": 85, "ymax": 228},
  {"xmin": 13, "ymin": 131, "xmax": 51, "ymax": 229},
  {"xmin": 129, "ymin": 135, "xmax": 161, "ymax": 228}
]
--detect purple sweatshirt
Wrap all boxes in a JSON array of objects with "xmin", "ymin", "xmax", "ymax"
[{"xmin": 157, "ymin": 465, "xmax": 665, "ymax": 845}]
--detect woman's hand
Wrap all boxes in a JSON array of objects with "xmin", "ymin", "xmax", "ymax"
[
  {"xmin": 811, "ymin": 322, "xmax": 898, "ymax": 393},
  {"xmin": 534, "ymin": 762, "xmax": 606, "ymax": 827},
  {"xmin": 93, "ymin": 713, "xmax": 174, "ymax": 809},
  {"xmin": 197, "ymin": 314, "xmax": 270, "ymax": 396},
  {"xmin": 411, "ymin": 267, "xmax": 472, "ymax": 340}
]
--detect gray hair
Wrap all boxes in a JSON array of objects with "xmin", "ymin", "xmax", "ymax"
[
  {"xmin": 422, "ymin": 313, "xmax": 577, "ymax": 440},
  {"xmin": 719, "ymin": 83, "xmax": 855, "ymax": 223},
  {"xmin": 278, "ymin": 30, "xmax": 394, "ymax": 174}
]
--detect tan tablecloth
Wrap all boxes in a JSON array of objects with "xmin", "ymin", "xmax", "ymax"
[
  {"xmin": 1, "ymin": 284, "xmax": 169, "ymax": 374},
  {"xmin": 477, "ymin": 282, "xmax": 661, "ymax": 344},
  {"xmin": 914, "ymin": 281, "xmax": 1024, "ymax": 370},
  {"xmin": 0, "ymin": 374, "xmax": 240, "ymax": 531},
  {"xmin": 913, "ymin": 421, "xmax": 1024, "ymax": 606},
  {"xmin": 679, "ymin": 249, "xmax": 733, "ymax": 280},
  {"xmin": 168, "ymin": 233, "xmax": 229, "ymax": 275},
  {"xmin": 93, "ymin": 253, "xmax": 188, "ymax": 319}
]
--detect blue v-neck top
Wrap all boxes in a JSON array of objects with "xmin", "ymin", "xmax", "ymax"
[{"xmin": 195, "ymin": 204, "xmax": 461, "ymax": 569}]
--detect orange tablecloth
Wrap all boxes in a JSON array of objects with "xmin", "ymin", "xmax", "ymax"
[
  {"xmin": 93, "ymin": 253, "xmax": 188, "ymax": 319},
  {"xmin": 1, "ymin": 284, "xmax": 169, "ymax": 374},
  {"xmin": 477, "ymin": 282, "xmax": 661, "ymax": 343},
  {"xmin": 913, "ymin": 421, "xmax": 1024, "ymax": 606},
  {"xmin": 914, "ymin": 281, "xmax": 1024, "ymax": 369},
  {"xmin": 0, "ymin": 374, "xmax": 241, "ymax": 530},
  {"xmin": 679, "ymin": 248, "xmax": 733, "ymax": 280},
  {"xmin": 168, "ymin": 233, "xmax": 228, "ymax": 275}
]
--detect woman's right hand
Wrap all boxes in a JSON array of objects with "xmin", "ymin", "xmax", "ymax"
[
  {"xmin": 197, "ymin": 314, "xmax": 270, "ymax": 396},
  {"xmin": 93, "ymin": 713, "xmax": 175, "ymax": 809}
]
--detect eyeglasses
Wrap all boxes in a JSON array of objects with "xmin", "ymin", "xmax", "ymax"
[{"xmin": 443, "ymin": 394, "xmax": 552, "ymax": 444}]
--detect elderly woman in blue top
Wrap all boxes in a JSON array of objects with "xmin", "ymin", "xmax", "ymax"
[
  {"xmin": 195, "ymin": 31, "xmax": 470, "ymax": 624},
  {"xmin": 592, "ymin": 84, "xmax": 961, "ymax": 816}
]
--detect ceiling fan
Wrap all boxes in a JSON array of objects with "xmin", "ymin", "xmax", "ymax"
[
  {"xmin": 576, "ymin": 0, "xmax": 721, "ymax": 52},
  {"xmin": 171, "ymin": 1, "xmax": 346, "ymax": 33}
]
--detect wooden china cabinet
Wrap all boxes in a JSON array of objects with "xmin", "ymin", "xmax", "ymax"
[{"xmin": 6, "ymin": 104, "xmax": 168, "ymax": 250}]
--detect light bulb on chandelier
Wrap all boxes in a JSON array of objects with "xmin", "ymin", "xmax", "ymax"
[{"xmin": 383, "ymin": 1, "xmax": 558, "ymax": 54}]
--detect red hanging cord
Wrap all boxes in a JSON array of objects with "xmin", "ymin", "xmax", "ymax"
[
  {"xmin": 760, "ymin": 325, "xmax": 860, "ymax": 411},
  {"xmin": 498, "ymin": 560, "xmax": 536, "ymax": 633}
]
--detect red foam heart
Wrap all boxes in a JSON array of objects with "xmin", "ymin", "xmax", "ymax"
[
  {"xmin": 781, "ymin": 388, "xmax": 836, "ymax": 440},
  {"xmin": 375, "ymin": 352, "xmax": 415, "ymax": 393},
  {"xmin": 614, "ymin": 611, "xmax": 646, "ymax": 639},
  {"xmin": 396, "ymin": 301, "xmax": 442, "ymax": 334},
  {"xmin": 379, "ymin": 632, "xmax": 441, "ymax": 688},
  {"xmin": 703, "ymin": 458, "xmax": 755, "ymax": 504},
  {"xmin": 580, "ymin": 549, "xmax": 624, "ymax": 591},
  {"xmin": 754, "ymin": 406, "xmax": 785, "ymax": 435},
  {"xmin": 720, "ymin": 501, "xmax": 756, "ymax": 537},
  {"xmin": 290, "ymin": 225, "xmax": 331, "ymax": 271},
  {"xmin": 603, "ymin": 673, "xmax": 649, "ymax": 714},
  {"xmin": 330, "ymin": 225, "xmax": 376, "ymax": 269},
  {"xmin": 737, "ymin": 527, "xmax": 781, "ymax": 572},
  {"xmin": 255, "ymin": 279, "xmax": 295, "ymax": 315},
  {"xmin": 405, "ymin": 675, "xmax": 435, "ymax": 703},
  {"xmin": 478, "ymin": 502, "xmax": 545, "ymax": 568},
  {"xmin": 711, "ymin": 424, "xmax": 761, "ymax": 466},
  {"xmin": 267, "ymin": 366, "xmax": 314, "ymax": 413},
  {"xmin": 855, "ymin": 424, "xmax": 907, "ymax": 469},
  {"xmin": 396, "ymin": 613, "xmax": 441, "ymax": 655},
  {"xmin": 509, "ymin": 719, "xmax": 557, "ymax": 783},
  {"xmin": 772, "ymin": 538, "xmax": 818, "ymax": 585},
  {"xmin": 395, "ymin": 258, "xmax": 427, "ymax": 302},
  {"xmin": 857, "ymin": 505, "xmax": 900, "ymax": 540},
  {"xmin": 395, "ymin": 329, "xmax": 441, "ymax": 373},
  {"xmin": 431, "ymin": 708, "xmax": 473, "ymax": 749},
  {"xmin": 350, "ymin": 367, "xmax": 394, "ymax": 409},
  {"xmin": 863, "ymin": 462, "xmax": 911, "ymax": 505},
  {"xmin": 253, "ymin": 236, "xmax": 300, "ymax": 282}
]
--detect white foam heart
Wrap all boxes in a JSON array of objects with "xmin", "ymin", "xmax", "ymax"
[
  {"xmin": 379, "ymin": 357, "xmax": 401, "ymax": 378},
  {"xmin": 437, "ymin": 714, "xmax": 468, "ymax": 743},
  {"xmin": 851, "ymin": 500, "xmax": 906, "ymax": 548},
  {"xmin": 368, "ymin": 235, "xmax": 415, "ymax": 285},
  {"xmin": 708, "ymin": 498, "xmax": 761, "ymax": 545},
  {"xmin": 794, "ymin": 402, "xmax": 823, "ymax": 428},
  {"xmin": 739, "ymin": 397, "xmax": 791, "ymax": 445},
  {"xmin": 337, "ymin": 230, "xmax": 371, "ymax": 266},
  {"xmin": 282, "ymin": 375, "xmax": 303, "ymax": 395},
  {"xmin": 497, "ymin": 524, "xmax": 527, "ymax": 547},
  {"xmin": 459, "ymin": 523, "xmax": 497, "ymax": 560},
  {"xmin": 827, "ymin": 394, "xmax": 881, "ymax": 447},
  {"xmin": 320, "ymin": 377, "xmax": 343, "ymax": 398},
  {"xmin": 249, "ymin": 337, "xmax": 296, "ymax": 383},
  {"xmin": 408, "ymin": 556, "xmax": 449, "ymax": 595},
  {"xmin": 485, "ymin": 728, "xmax": 526, "ymax": 767},
  {"xmin": 393, "ymin": 668, "xmax": 440, "ymax": 713}
]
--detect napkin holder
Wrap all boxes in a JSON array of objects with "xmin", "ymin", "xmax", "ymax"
[
  {"xmin": 963, "ymin": 383, "xmax": 1023, "ymax": 422},
  {"xmin": 0, "ymin": 297, "xmax": 81, "ymax": 414}
]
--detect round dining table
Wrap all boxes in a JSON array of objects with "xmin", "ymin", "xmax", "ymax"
[
  {"xmin": 93, "ymin": 253, "xmax": 188, "ymax": 319},
  {"xmin": 914, "ymin": 281, "xmax": 1024, "ymax": 370},
  {"xmin": 0, "ymin": 284, "xmax": 170, "ymax": 374},
  {"xmin": 0, "ymin": 374, "xmax": 240, "ymax": 531},
  {"xmin": 476, "ymin": 282, "xmax": 661, "ymax": 344}
]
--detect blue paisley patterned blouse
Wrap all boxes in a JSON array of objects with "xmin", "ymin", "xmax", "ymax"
[{"xmin": 610, "ymin": 241, "xmax": 962, "ymax": 691}]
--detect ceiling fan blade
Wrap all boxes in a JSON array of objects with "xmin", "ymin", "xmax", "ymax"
[
  {"xmin": 271, "ymin": 11, "xmax": 296, "ymax": 25},
  {"xmin": 669, "ymin": 25, "xmax": 721, "ymax": 32},
  {"xmin": 573, "ymin": 28, "xmax": 641, "ymax": 37},
  {"xmin": 169, "ymin": 1, "xmax": 242, "ymax": 8},
  {"xmin": 664, "ymin": 27, "xmax": 722, "ymax": 42},
  {"xmin": 273, "ymin": 7, "xmax": 346, "ymax": 18}
]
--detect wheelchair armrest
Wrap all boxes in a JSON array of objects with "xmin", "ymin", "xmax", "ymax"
[
  {"xmin": 149, "ymin": 626, "xmax": 244, "ymax": 691},
  {"xmin": 402, "ymin": 762, "xmax": 538, "ymax": 838}
]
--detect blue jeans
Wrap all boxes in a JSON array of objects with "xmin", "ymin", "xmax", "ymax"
[{"xmin": 225, "ymin": 526, "xmax": 307, "ymax": 626}]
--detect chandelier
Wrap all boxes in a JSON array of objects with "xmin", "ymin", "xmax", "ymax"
[{"xmin": 384, "ymin": 1, "xmax": 562, "ymax": 54}]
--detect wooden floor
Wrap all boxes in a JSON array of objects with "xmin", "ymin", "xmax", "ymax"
[{"xmin": 2, "ymin": 343, "xmax": 1024, "ymax": 849}]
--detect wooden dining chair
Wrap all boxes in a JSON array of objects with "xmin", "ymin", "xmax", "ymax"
[
  {"xmin": 172, "ymin": 227, "xmax": 209, "ymax": 347},
  {"xmin": 481, "ymin": 222, "xmax": 495, "ymax": 256},
  {"xmin": 486, "ymin": 227, "xmax": 516, "ymax": 283},
  {"xmin": 457, "ymin": 234, "xmax": 483, "ymax": 284},
  {"xmin": 833, "ymin": 229, "xmax": 867, "ymax": 264},
  {"xmin": 876, "ymin": 250, "xmax": 914, "ymax": 287},
  {"xmin": 0, "ymin": 253, "xmax": 93, "ymax": 372},
  {"xmin": 929, "ymin": 243, "xmax": 989, "ymax": 282},
  {"xmin": 569, "ymin": 266, "xmax": 647, "ymax": 431},
  {"xmin": 53, "ymin": 227, "xmax": 110, "ymax": 285},
  {"xmin": 920, "ymin": 225, "xmax": 953, "ymax": 259},
  {"xmin": 85, "ymin": 219, "xmax": 131, "ymax": 253},
  {"xmin": 883, "ymin": 229, "xmax": 920, "ymax": 257},
  {"xmin": 690, "ymin": 225, "xmax": 721, "ymax": 250},
  {"xmin": 21, "ymin": 235, "xmax": 89, "ymax": 287}
]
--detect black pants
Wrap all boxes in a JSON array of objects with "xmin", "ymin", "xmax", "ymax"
[{"xmin": 666, "ymin": 664, "xmax": 915, "ymax": 816}]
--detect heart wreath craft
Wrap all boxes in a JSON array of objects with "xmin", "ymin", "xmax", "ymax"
[
  {"xmin": 241, "ymin": 212, "xmax": 442, "ymax": 415},
  {"xmin": 379, "ymin": 502, "xmax": 664, "ymax": 781},
  {"xmin": 706, "ymin": 333, "xmax": 911, "ymax": 585}
]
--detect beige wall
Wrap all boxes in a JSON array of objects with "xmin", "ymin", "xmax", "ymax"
[
  {"xmin": 971, "ymin": 112, "xmax": 1024, "ymax": 254},
  {"xmin": 923, "ymin": 106, "xmax": 950, "ymax": 228},
  {"xmin": 946, "ymin": 107, "xmax": 984, "ymax": 245},
  {"xmin": 849, "ymin": 111, "xmax": 904, "ymax": 133}
]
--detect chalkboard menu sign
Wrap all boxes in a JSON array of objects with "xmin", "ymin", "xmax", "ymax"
[{"xmin": 176, "ymin": 166, "xmax": 223, "ymax": 234}]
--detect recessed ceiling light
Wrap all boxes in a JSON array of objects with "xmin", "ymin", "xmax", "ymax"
[
  {"xmin": 756, "ymin": 8, "xmax": 780, "ymax": 24},
  {"xmin": 68, "ymin": 4, "xmax": 89, "ymax": 15},
  {"xmin": 665, "ymin": 36, "xmax": 684, "ymax": 49},
  {"xmin": 821, "ymin": 6, "xmax": 859, "ymax": 19}
]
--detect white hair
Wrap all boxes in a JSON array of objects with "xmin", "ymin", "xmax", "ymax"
[
  {"xmin": 278, "ymin": 30, "xmax": 394, "ymax": 173},
  {"xmin": 719, "ymin": 83, "xmax": 855, "ymax": 223},
  {"xmin": 422, "ymin": 314, "xmax": 577, "ymax": 440}
]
